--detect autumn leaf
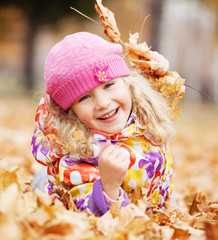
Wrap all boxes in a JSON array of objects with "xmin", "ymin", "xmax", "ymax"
[
  {"xmin": 148, "ymin": 72, "xmax": 186, "ymax": 120},
  {"xmin": 0, "ymin": 168, "xmax": 20, "ymax": 191},
  {"xmin": 204, "ymin": 222, "xmax": 218, "ymax": 240},
  {"xmin": 95, "ymin": 0, "xmax": 121, "ymax": 43},
  {"xmin": 50, "ymin": 186, "xmax": 79, "ymax": 211},
  {"xmin": 95, "ymin": 1, "xmax": 186, "ymax": 120}
]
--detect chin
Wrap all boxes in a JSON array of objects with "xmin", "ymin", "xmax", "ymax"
[{"xmin": 105, "ymin": 127, "xmax": 124, "ymax": 134}]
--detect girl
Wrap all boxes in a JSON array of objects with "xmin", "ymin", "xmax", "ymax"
[{"xmin": 31, "ymin": 32, "xmax": 175, "ymax": 216}]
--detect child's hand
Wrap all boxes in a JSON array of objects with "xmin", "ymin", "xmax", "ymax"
[
  {"xmin": 98, "ymin": 140, "xmax": 130, "ymax": 200},
  {"xmin": 148, "ymin": 50, "xmax": 169, "ymax": 77}
]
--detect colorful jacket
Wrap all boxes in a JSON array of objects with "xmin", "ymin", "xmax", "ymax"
[{"xmin": 31, "ymin": 94, "xmax": 173, "ymax": 216}]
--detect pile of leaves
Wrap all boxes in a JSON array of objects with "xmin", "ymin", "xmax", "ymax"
[
  {"xmin": 95, "ymin": 0, "xmax": 185, "ymax": 120},
  {"xmin": 0, "ymin": 165, "xmax": 217, "ymax": 239}
]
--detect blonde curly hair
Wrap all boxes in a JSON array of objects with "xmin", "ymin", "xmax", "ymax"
[{"xmin": 47, "ymin": 71, "xmax": 175, "ymax": 158}]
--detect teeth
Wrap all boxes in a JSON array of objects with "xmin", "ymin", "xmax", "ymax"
[{"xmin": 100, "ymin": 109, "xmax": 116, "ymax": 119}]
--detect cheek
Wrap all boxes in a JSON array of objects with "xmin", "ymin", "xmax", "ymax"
[
  {"xmin": 73, "ymin": 105, "xmax": 96, "ymax": 130},
  {"xmin": 72, "ymin": 105, "xmax": 90, "ymax": 123},
  {"xmin": 121, "ymin": 90, "xmax": 132, "ymax": 111}
]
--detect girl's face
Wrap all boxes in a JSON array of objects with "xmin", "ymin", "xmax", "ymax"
[{"xmin": 71, "ymin": 78, "xmax": 132, "ymax": 134}]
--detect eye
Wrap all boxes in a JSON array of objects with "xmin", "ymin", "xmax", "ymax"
[
  {"xmin": 104, "ymin": 82, "xmax": 114, "ymax": 89},
  {"xmin": 78, "ymin": 95, "xmax": 90, "ymax": 102}
]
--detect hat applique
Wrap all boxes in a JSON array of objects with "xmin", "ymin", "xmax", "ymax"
[{"xmin": 95, "ymin": 66, "xmax": 112, "ymax": 82}]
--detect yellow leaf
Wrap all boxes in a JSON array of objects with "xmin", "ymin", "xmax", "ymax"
[{"xmin": 0, "ymin": 168, "xmax": 21, "ymax": 191}]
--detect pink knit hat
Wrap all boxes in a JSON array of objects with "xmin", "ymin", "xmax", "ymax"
[{"xmin": 44, "ymin": 32, "xmax": 130, "ymax": 110}]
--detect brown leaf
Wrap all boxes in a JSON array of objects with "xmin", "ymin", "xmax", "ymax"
[
  {"xmin": 172, "ymin": 228, "xmax": 191, "ymax": 240},
  {"xmin": 148, "ymin": 72, "xmax": 186, "ymax": 120},
  {"xmin": 126, "ymin": 33, "xmax": 151, "ymax": 59},
  {"xmin": 95, "ymin": 0, "xmax": 121, "ymax": 43},
  {"xmin": 0, "ymin": 168, "xmax": 21, "ymax": 191},
  {"xmin": 150, "ymin": 208, "xmax": 172, "ymax": 226},
  {"xmin": 128, "ymin": 182, "xmax": 149, "ymax": 210},
  {"xmin": 205, "ymin": 222, "xmax": 218, "ymax": 240},
  {"xmin": 94, "ymin": 1, "xmax": 186, "ymax": 119},
  {"xmin": 161, "ymin": 226, "xmax": 174, "ymax": 240},
  {"xmin": 95, "ymin": 211, "xmax": 118, "ymax": 236},
  {"xmin": 118, "ymin": 204, "xmax": 150, "ymax": 226},
  {"xmin": 50, "ymin": 186, "xmax": 78, "ymax": 211},
  {"xmin": 110, "ymin": 201, "xmax": 122, "ymax": 218},
  {"xmin": 125, "ymin": 32, "xmax": 186, "ymax": 119},
  {"xmin": 43, "ymin": 222, "xmax": 73, "ymax": 235},
  {"xmin": 126, "ymin": 34, "xmax": 186, "ymax": 120},
  {"xmin": 191, "ymin": 212, "xmax": 217, "ymax": 230}
]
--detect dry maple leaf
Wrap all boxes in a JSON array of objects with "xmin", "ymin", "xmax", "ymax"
[
  {"xmin": 150, "ymin": 208, "xmax": 172, "ymax": 225},
  {"xmin": 125, "ymin": 33, "xmax": 167, "ymax": 75},
  {"xmin": 0, "ymin": 168, "xmax": 21, "ymax": 191},
  {"xmin": 96, "ymin": 203, "xmax": 160, "ymax": 239},
  {"xmin": 204, "ymin": 222, "xmax": 218, "ymax": 240},
  {"xmin": 191, "ymin": 212, "xmax": 217, "ymax": 230},
  {"xmin": 50, "ymin": 186, "xmax": 78, "ymax": 211},
  {"xmin": 148, "ymin": 72, "xmax": 186, "ymax": 120},
  {"xmin": 125, "ymin": 32, "xmax": 186, "ymax": 119},
  {"xmin": 172, "ymin": 227, "xmax": 191, "ymax": 240},
  {"xmin": 95, "ymin": 1, "xmax": 185, "ymax": 119},
  {"xmin": 128, "ymin": 182, "xmax": 149, "ymax": 212},
  {"xmin": 95, "ymin": 0, "xmax": 121, "ymax": 43}
]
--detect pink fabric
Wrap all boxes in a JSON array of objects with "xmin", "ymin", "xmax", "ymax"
[
  {"xmin": 44, "ymin": 32, "xmax": 130, "ymax": 110},
  {"xmin": 103, "ymin": 187, "xmax": 124, "ymax": 204}
]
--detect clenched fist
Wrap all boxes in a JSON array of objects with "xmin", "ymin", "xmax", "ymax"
[{"xmin": 98, "ymin": 140, "xmax": 130, "ymax": 200}]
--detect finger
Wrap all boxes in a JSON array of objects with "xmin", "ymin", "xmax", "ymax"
[
  {"xmin": 100, "ymin": 148, "xmax": 122, "ymax": 163},
  {"xmin": 100, "ymin": 143, "xmax": 117, "ymax": 158},
  {"xmin": 110, "ymin": 148, "xmax": 126, "ymax": 160},
  {"xmin": 120, "ymin": 154, "xmax": 130, "ymax": 166},
  {"xmin": 100, "ymin": 140, "xmax": 111, "ymax": 152},
  {"xmin": 119, "ymin": 156, "xmax": 130, "ymax": 174},
  {"xmin": 112, "ymin": 150, "xmax": 130, "ymax": 167}
]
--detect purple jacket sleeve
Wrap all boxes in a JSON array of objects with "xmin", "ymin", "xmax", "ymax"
[{"xmin": 87, "ymin": 179, "xmax": 130, "ymax": 216}]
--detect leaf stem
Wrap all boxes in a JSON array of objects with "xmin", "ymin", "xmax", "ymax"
[{"xmin": 184, "ymin": 83, "xmax": 211, "ymax": 100}]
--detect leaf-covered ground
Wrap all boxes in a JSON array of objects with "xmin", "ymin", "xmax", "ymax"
[{"xmin": 0, "ymin": 96, "xmax": 217, "ymax": 240}]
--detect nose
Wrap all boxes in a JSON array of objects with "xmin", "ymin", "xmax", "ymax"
[{"xmin": 94, "ymin": 91, "xmax": 111, "ymax": 110}]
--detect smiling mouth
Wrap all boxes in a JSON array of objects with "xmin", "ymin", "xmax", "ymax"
[{"xmin": 98, "ymin": 108, "xmax": 119, "ymax": 120}]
